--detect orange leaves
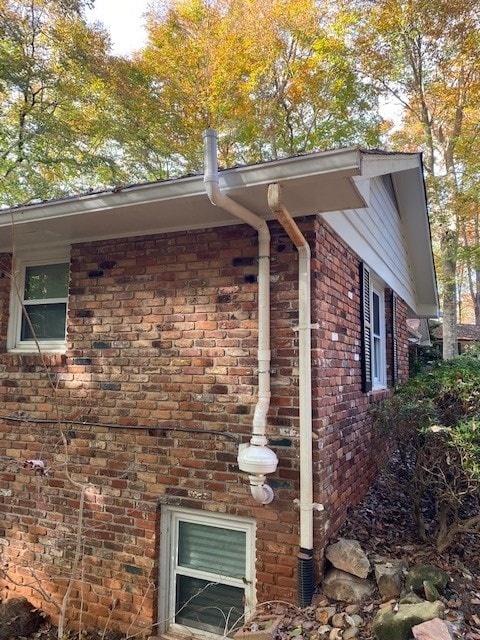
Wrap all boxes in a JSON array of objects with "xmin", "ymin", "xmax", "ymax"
[{"xmin": 137, "ymin": 0, "xmax": 379, "ymax": 164}]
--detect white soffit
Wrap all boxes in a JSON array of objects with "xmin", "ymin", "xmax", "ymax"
[
  {"xmin": 0, "ymin": 148, "xmax": 366, "ymax": 251},
  {"xmin": 0, "ymin": 146, "xmax": 438, "ymax": 316},
  {"xmin": 392, "ymin": 168, "xmax": 438, "ymax": 317}
]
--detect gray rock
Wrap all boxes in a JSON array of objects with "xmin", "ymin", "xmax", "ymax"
[
  {"xmin": 318, "ymin": 625, "xmax": 332, "ymax": 637},
  {"xmin": 405, "ymin": 564, "xmax": 450, "ymax": 596},
  {"xmin": 347, "ymin": 613, "xmax": 363, "ymax": 628},
  {"xmin": 412, "ymin": 617, "xmax": 454, "ymax": 640},
  {"xmin": 372, "ymin": 601, "xmax": 445, "ymax": 640},
  {"xmin": 322, "ymin": 568, "xmax": 374, "ymax": 603},
  {"xmin": 399, "ymin": 592, "xmax": 424, "ymax": 605},
  {"xmin": 325, "ymin": 539, "xmax": 371, "ymax": 579},
  {"xmin": 374, "ymin": 559, "xmax": 407, "ymax": 599},
  {"xmin": 423, "ymin": 579, "xmax": 442, "ymax": 602}
]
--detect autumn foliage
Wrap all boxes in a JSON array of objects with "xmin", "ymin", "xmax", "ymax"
[
  {"xmin": 2, "ymin": 0, "xmax": 480, "ymax": 343},
  {"xmin": 372, "ymin": 354, "xmax": 480, "ymax": 552}
]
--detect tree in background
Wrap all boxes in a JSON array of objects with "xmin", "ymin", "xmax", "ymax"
[
  {"xmin": 0, "ymin": 0, "xmax": 381, "ymax": 193},
  {"xmin": 347, "ymin": 0, "xmax": 480, "ymax": 357},
  {"xmin": 137, "ymin": 0, "xmax": 380, "ymax": 171},
  {"xmin": 0, "ymin": 0, "xmax": 128, "ymax": 205}
]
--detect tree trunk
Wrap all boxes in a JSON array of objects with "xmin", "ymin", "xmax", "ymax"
[{"xmin": 441, "ymin": 230, "xmax": 458, "ymax": 359}]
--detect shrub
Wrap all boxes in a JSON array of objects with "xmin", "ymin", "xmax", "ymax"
[{"xmin": 371, "ymin": 355, "xmax": 480, "ymax": 551}]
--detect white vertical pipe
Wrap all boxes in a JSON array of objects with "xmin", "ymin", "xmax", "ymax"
[
  {"xmin": 268, "ymin": 183, "xmax": 315, "ymax": 550},
  {"xmin": 203, "ymin": 129, "xmax": 278, "ymax": 503}
]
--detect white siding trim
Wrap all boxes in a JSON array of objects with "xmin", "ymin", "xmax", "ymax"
[{"xmin": 322, "ymin": 177, "xmax": 418, "ymax": 313}]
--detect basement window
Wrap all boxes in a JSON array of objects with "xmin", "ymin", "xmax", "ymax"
[
  {"xmin": 160, "ymin": 508, "xmax": 256, "ymax": 637},
  {"xmin": 8, "ymin": 251, "xmax": 70, "ymax": 353}
]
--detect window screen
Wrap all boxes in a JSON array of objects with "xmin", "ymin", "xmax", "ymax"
[{"xmin": 172, "ymin": 519, "xmax": 249, "ymax": 636}]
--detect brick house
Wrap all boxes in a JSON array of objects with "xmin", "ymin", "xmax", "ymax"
[
  {"xmin": 0, "ymin": 133, "xmax": 437, "ymax": 637},
  {"xmin": 431, "ymin": 323, "xmax": 480, "ymax": 354}
]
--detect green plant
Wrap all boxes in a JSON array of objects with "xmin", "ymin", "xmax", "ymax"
[{"xmin": 371, "ymin": 355, "xmax": 480, "ymax": 551}]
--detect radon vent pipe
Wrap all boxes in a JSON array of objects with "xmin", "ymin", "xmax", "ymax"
[{"xmin": 203, "ymin": 129, "xmax": 278, "ymax": 504}]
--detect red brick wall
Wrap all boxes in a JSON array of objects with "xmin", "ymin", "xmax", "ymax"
[
  {"xmin": 0, "ymin": 218, "xmax": 409, "ymax": 634},
  {"xmin": 309, "ymin": 219, "xmax": 409, "ymax": 559}
]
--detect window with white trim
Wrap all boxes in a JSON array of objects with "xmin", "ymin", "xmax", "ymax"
[
  {"xmin": 360, "ymin": 263, "xmax": 387, "ymax": 391},
  {"xmin": 371, "ymin": 285, "xmax": 386, "ymax": 388},
  {"xmin": 160, "ymin": 508, "xmax": 255, "ymax": 637},
  {"xmin": 8, "ymin": 252, "xmax": 70, "ymax": 353}
]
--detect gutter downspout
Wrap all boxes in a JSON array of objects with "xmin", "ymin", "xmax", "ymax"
[
  {"xmin": 267, "ymin": 183, "xmax": 323, "ymax": 607},
  {"xmin": 203, "ymin": 129, "xmax": 278, "ymax": 505}
]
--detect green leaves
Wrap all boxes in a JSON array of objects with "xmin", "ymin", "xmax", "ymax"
[
  {"xmin": 0, "ymin": 0, "xmax": 129, "ymax": 204},
  {"xmin": 349, "ymin": 0, "xmax": 480, "ymax": 335},
  {"xmin": 136, "ymin": 0, "xmax": 380, "ymax": 167},
  {"xmin": 0, "ymin": 0, "xmax": 381, "ymax": 204},
  {"xmin": 373, "ymin": 354, "xmax": 480, "ymax": 549}
]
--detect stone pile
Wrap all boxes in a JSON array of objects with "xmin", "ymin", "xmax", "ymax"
[
  {"xmin": 236, "ymin": 537, "xmax": 459, "ymax": 640},
  {"xmin": 321, "ymin": 538, "xmax": 454, "ymax": 640},
  {"xmin": 319, "ymin": 537, "xmax": 455, "ymax": 640}
]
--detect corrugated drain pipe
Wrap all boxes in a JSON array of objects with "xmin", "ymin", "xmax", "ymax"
[
  {"xmin": 268, "ymin": 183, "xmax": 324, "ymax": 607},
  {"xmin": 203, "ymin": 129, "xmax": 278, "ymax": 504}
]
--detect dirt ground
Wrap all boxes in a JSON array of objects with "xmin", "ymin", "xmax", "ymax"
[
  {"xmin": 250, "ymin": 469, "xmax": 480, "ymax": 640},
  {"xmin": 334, "ymin": 471, "xmax": 480, "ymax": 638}
]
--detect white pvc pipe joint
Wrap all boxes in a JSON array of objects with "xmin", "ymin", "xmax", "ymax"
[{"xmin": 249, "ymin": 475, "xmax": 275, "ymax": 505}]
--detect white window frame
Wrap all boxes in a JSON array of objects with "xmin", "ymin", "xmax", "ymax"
[
  {"xmin": 7, "ymin": 248, "xmax": 70, "ymax": 354},
  {"xmin": 371, "ymin": 276, "xmax": 386, "ymax": 389},
  {"xmin": 159, "ymin": 507, "xmax": 256, "ymax": 638}
]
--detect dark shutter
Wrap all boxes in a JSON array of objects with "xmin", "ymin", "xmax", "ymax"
[
  {"xmin": 360, "ymin": 262, "xmax": 372, "ymax": 393},
  {"xmin": 391, "ymin": 292, "xmax": 399, "ymax": 386}
]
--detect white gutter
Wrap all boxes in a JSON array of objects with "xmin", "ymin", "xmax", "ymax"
[
  {"xmin": 268, "ymin": 183, "xmax": 323, "ymax": 604},
  {"xmin": 203, "ymin": 129, "xmax": 278, "ymax": 505}
]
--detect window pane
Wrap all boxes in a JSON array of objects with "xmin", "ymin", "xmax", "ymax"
[
  {"xmin": 373, "ymin": 336, "xmax": 381, "ymax": 380},
  {"xmin": 176, "ymin": 575, "xmax": 244, "ymax": 635},
  {"xmin": 24, "ymin": 263, "xmax": 69, "ymax": 300},
  {"xmin": 372, "ymin": 291, "xmax": 380, "ymax": 334},
  {"xmin": 21, "ymin": 303, "xmax": 67, "ymax": 340},
  {"xmin": 178, "ymin": 522, "xmax": 246, "ymax": 579}
]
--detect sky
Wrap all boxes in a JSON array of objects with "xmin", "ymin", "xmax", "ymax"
[{"xmin": 85, "ymin": 0, "xmax": 150, "ymax": 55}]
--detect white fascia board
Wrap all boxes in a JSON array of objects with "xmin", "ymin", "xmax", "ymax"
[
  {"xmin": 0, "ymin": 175, "xmax": 207, "ymax": 227},
  {"xmin": 351, "ymin": 176, "xmax": 370, "ymax": 206},
  {"xmin": 414, "ymin": 303, "xmax": 439, "ymax": 318},
  {"xmin": 0, "ymin": 148, "xmax": 363, "ymax": 229},
  {"xmin": 220, "ymin": 147, "xmax": 362, "ymax": 189},
  {"xmin": 360, "ymin": 152, "xmax": 422, "ymax": 178},
  {"xmin": 392, "ymin": 168, "xmax": 439, "ymax": 317}
]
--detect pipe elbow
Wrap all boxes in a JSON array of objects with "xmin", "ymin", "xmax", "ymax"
[
  {"xmin": 249, "ymin": 475, "xmax": 275, "ymax": 505},
  {"xmin": 204, "ymin": 178, "xmax": 224, "ymax": 208},
  {"xmin": 253, "ymin": 393, "xmax": 270, "ymax": 428}
]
